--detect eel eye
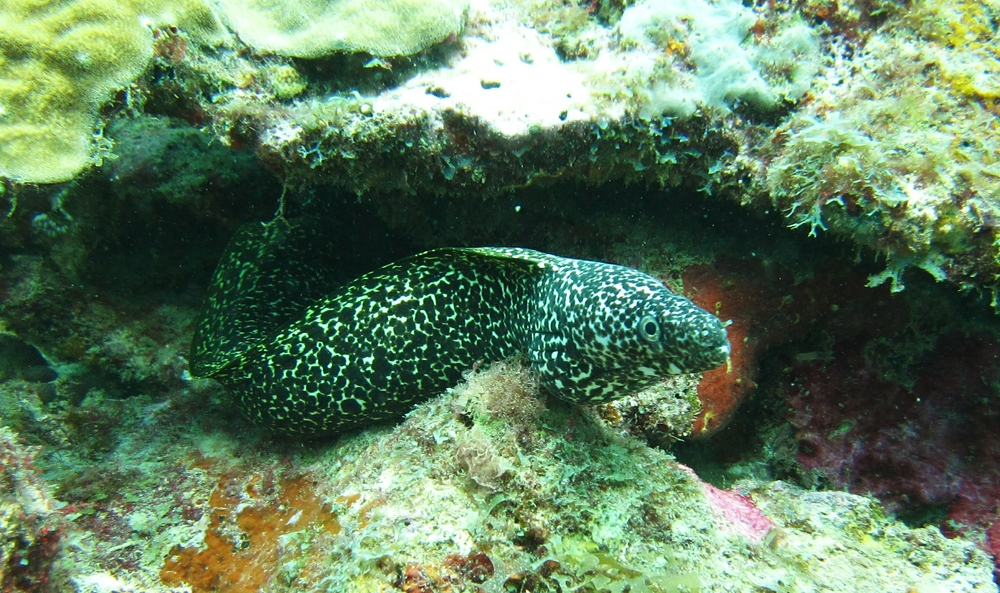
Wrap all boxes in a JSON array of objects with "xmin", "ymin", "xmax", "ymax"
[{"xmin": 639, "ymin": 315, "xmax": 660, "ymax": 343}]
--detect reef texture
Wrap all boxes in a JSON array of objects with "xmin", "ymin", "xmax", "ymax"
[
  {"xmin": 2, "ymin": 0, "xmax": 1000, "ymax": 590},
  {"xmin": 785, "ymin": 332, "xmax": 1000, "ymax": 581},
  {"xmin": 756, "ymin": 0, "xmax": 1000, "ymax": 297},
  {"xmin": 1, "ymin": 361, "xmax": 996, "ymax": 592},
  {"xmin": 0, "ymin": 0, "xmax": 227, "ymax": 182},
  {"xmin": 3, "ymin": 171, "xmax": 999, "ymax": 586},
  {"xmin": 4, "ymin": 0, "xmax": 999, "ymax": 294},
  {"xmin": 0, "ymin": 427, "xmax": 61, "ymax": 592},
  {"xmin": 671, "ymin": 242, "xmax": 1000, "ymax": 581},
  {"xmin": 212, "ymin": 0, "xmax": 470, "ymax": 58}
]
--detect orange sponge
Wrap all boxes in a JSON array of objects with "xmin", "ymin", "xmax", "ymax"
[
  {"xmin": 683, "ymin": 264, "xmax": 759, "ymax": 438},
  {"xmin": 160, "ymin": 472, "xmax": 339, "ymax": 592}
]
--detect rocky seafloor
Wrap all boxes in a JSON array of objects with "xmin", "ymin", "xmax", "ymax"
[{"xmin": 3, "ymin": 0, "xmax": 1000, "ymax": 591}]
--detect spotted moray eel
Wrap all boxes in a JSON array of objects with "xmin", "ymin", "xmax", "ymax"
[{"xmin": 191, "ymin": 221, "xmax": 730, "ymax": 436}]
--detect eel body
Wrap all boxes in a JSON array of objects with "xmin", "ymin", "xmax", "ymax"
[{"xmin": 191, "ymin": 222, "xmax": 729, "ymax": 436}]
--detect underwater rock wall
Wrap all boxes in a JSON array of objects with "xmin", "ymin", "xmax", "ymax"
[
  {"xmin": 2, "ymin": 0, "xmax": 1000, "ymax": 590},
  {"xmin": 4, "ymin": 184, "xmax": 1000, "ymax": 590},
  {"xmin": 5, "ymin": 0, "xmax": 997, "ymax": 292},
  {"xmin": 3, "ymin": 361, "xmax": 997, "ymax": 592},
  {"xmin": 0, "ymin": 0, "xmax": 993, "ymax": 289},
  {"xmin": 758, "ymin": 0, "xmax": 1000, "ymax": 296}
]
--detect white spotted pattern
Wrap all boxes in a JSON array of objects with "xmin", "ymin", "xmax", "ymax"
[{"xmin": 204, "ymin": 247, "xmax": 730, "ymax": 436}]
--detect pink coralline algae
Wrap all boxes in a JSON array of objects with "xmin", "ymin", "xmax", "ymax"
[
  {"xmin": 786, "ymin": 332, "xmax": 1000, "ymax": 575},
  {"xmin": 703, "ymin": 482, "xmax": 775, "ymax": 545},
  {"xmin": 678, "ymin": 464, "xmax": 774, "ymax": 544},
  {"xmin": 679, "ymin": 252, "xmax": 1000, "ymax": 574}
]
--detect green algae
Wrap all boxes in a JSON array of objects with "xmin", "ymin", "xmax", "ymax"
[{"xmin": 761, "ymin": 0, "xmax": 1000, "ymax": 295}]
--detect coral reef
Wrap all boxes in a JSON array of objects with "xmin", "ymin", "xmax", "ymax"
[
  {"xmin": 0, "ymin": 0, "xmax": 465, "ymax": 183},
  {"xmin": 596, "ymin": 373, "xmax": 703, "ymax": 444},
  {"xmin": 785, "ymin": 331, "xmax": 1000, "ymax": 579},
  {"xmin": 0, "ymin": 0, "xmax": 226, "ymax": 183},
  {"xmin": 2, "ymin": 178, "xmax": 1000, "ymax": 590},
  {"xmin": 212, "ymin": 0, "xmax": 469, "ymax": 58},
  {"xmin": 671, "ymin": 242, "xmax": 1000, "ymax": 577},
  {"xmin": 104, "ymin": 115, "xmax": 268, "ymax": 213},
  {"xmin": 756, "ymin": 0, "xmax": 1000, "ymax": 295},
  {"xmin": 4, "ymin": 359, "xmax": 992, "ymax": 592},
  {"xmin": 160, "ymin": 473, "xmax": 341, "ymax": 592},
  {"xmin": 237, "ymin": 0, "xmax": 792, "ymax": 205},
  {"xmin": 618, "ymin": 0, "xmax": 821, "ymax": 116},
  {"xmin": 3, "ymin": 0, "xmax": 1000, "ymax": 590},
  {"xmin": 676, "ymin": 253, "xmax": 908, "ymax": 437},
  {"xmin": 2, "ymin": 0, "xmax": 998, "ymax": 299}
]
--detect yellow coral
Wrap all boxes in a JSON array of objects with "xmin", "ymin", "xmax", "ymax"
[
  {"xmin": 908, "ymin": 0, "xmax": 1000, "ymax": 113},
  {"xmin": 0, "ymin": 0, "xmax": 225, "ymax": 183},
  {"xmin": 212, "ymin": 0, "xmax": 469, "ymax": 58}
]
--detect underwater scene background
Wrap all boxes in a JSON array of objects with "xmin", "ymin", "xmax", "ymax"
[{"xmin": 2, "ymin": 0, "xmax": 1000, "ymax": 591}]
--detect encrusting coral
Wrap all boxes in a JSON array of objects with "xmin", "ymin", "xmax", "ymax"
[
  {"xmin": 159, "ymin": 360, "xmax": 996, "ymax": 592},
  {"xmin": 617, "ymin": 0, "xmax": 821, "ymax": 117},
  {"xmin": 0, "ymin": 333, "xmax": 991, "ymax": 592},
  {"xmin": 212, "ymin": 0, "xmax": 469, "ymax": 58}
]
